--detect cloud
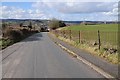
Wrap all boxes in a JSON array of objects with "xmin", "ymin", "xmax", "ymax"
[
  {"xmin": 32, "ymin": 2, "xmax": 117, "ymax": 14},
  {"xmin": 1, "ymin": 5, "xmax": 51, "ymax": 19},
  {"xmin": 102, "ymin": 3, "xmax": 118, "ymax": 16},
  {"xmin": 32, "ymin": 1, "xmax": 118, "ymax": 20},
  {"xmin": 103, "ymin": 8, "xmax": 118, "ymax": 16},
  {"xmin": 2, "ymin": 0, "xmax": 119, "ymax": 2},
  {"xmin": 56, "ymin": 2, "xmax": 116, "ymax": 14},
  {"xmin": 1, "ymin": 6, "xmax": 26, "ymax": 18},
  {"xmin": 1, "ymin": 1, "xmax": 118, "ymax": 21}
]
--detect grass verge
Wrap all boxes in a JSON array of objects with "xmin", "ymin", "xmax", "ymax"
[
  {"xmin": 1, "ymin": 29, "xmax": 39, "ymax": 49},
  {"xmin": 54, "ymin": 34, "xmax": 119, "ymax": 64}
]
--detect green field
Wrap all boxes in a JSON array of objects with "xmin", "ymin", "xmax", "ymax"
[
  {"xmin": 62, "ymin": 24, "xmax": 118, "ymax": 31},
  {"xmin": 59, "ymin": 24, "xmax": 118, "ymax": 47},
  {"xmin": 55, "ymin": 24, "xmax": 119, "ymax": 64}
]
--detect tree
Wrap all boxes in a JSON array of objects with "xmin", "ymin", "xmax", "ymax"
[
  {"xmin": 28, "ymin": 21, "xmax": 32, "ymax": 30},
  {"xmin": 59, "ymin": 21, "xmax": 66, "ymax": 27},
  {"xmin": 19, "ymin": 23, "xmax": 23, "ymax": 27},
  {"xmin": 49, "ymin": 18, "xmax": 66, "ymax": 30},
  {"xmin": 2, "ymin": 23, "xmax": 7, "ymax": 30}
]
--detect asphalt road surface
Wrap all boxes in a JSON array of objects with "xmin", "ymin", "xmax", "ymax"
[{"xmin": 2, "ymin": 32, "xmax": 104, "ymax": 78}]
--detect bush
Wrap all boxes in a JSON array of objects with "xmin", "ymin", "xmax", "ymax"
[
  {"xmin": 20, "ymin": 29, "xmax": 29, "ymax": 35},
  {"xmin": 34, "ymin": 30, "xmax": 39, "ymax": 33},
  {"xmin": 2, "ymin": 39, "xmax": 13, "ymax": 49},
  {"xmin": 59, "ymin": 21, "xmax": 66, "ymax": 27},
  {"xmin": 4, "ymin": 28, "xmax": 23, "ymax": 42},
  {"xmin": 49, "ymin": 19, "xmax": 66, "ymax": 30},
  {"xmin": 2, "ymin": 27, "xmax": 39, "ymax": 49}
]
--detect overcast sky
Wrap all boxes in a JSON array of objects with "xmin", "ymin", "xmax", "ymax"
[{"xmin": 0, "ymin": 0, "xmax": 119, "ymax": 21}]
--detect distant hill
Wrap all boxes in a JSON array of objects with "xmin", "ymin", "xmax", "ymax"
[
  {"xmin": 63, "ymin": 21, "xmax": 118, "ymax": 25},
  {"xmin": 1, "ymin": 19, "xmax": 118, "ymax": 25}
]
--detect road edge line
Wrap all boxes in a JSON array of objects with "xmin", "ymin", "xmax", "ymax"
[{"xmin": 56, "ymin": 42, "xmax": 115, "ymax": 78}]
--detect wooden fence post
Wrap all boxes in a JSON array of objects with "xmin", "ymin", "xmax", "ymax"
[
  {"xmin": 61, "ymin": 30, "xmax": 62, "ymax": 36},
  {"xmin": 54, "ymin": 30, "xmax": 56, "ymax": 34},
  {"xmin": 62, "ymin": 30, "xmax": 63, "ymax": 37},
  {"xmin": 69, "ymin": 30, "xmax": 71, "ymax": 40},
  {"xmin": 63, "ymin": 30, "xmax": 65, "ymax": 38},
  {"xmin": 79, "ymin": 30, "xmax": 81, "ymax": 43},
  {"xmin": 57, "ymin": 30, "xmax": 59, "ymax": 36},
  {"xmin": 98, "ymin": 30, "xmax": 101, "ymax": 50},
  {"xmin": 64, "ymin": 30, "xmax": 65, "ymax": 38},
  {"xmin": 55, "ymin": 30, "xmax": 57, "ymax": 36}
]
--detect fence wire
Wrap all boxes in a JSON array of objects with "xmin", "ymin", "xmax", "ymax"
[{"xmin": 51, "ymin": 30, "xmax": 118, "ymax": 49}]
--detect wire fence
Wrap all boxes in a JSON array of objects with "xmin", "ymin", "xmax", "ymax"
[{"xmin": 51, "ymin": 30, "xmax": 118, "ymax": 50}]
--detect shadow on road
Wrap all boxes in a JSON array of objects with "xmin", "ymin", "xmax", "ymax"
[{"xmin": 22, "ymin": 33, "xmax": 43, "ymax": 42}]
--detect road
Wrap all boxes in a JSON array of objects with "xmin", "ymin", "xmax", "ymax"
[{"xmin": 2, "ymin": 32, "xmax": 104, "ymax": 78}]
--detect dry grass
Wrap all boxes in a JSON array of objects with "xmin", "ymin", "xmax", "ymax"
[{"xmin": 57, "ymin": 35, "xmax": 119, "ymax": 64}]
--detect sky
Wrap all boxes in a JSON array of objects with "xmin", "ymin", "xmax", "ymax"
[{"xmin": 0, "ymin": 0, "xmax": 119, "ymax": 21}]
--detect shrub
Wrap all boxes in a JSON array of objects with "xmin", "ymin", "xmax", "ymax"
[
  {"xmin": 2, "ymin": 26, "xmax": 39, "ymax": 49},
  {"xmin": 19, "ymin": 23, "xmax": 23, "ymax": 27},
  {"xmin": 28, "ymin": 21, "xmax": 32, "ymax": 30},
  {"xmin": 2, "ymin": 39, "xmax": 13, "ymax": 49},
  {"xmin": 34, "ymin": 30, "xmax": 39, "ymax": 33},
  {"xmin": 2, "ymin": 23, "xmax": 7, "ymax": 30},
  {"xmin": 4, "ymin": 28, "xmax": 23, "ymax": 42},
  {"xmin": 59, "ymin": 21, "xmax": 66, "ymax": 27},
  {"xmin": 20, "ymin": 29, "xmax": 29, "ymax": 35},
  {"xmin": 49, "ymin": 19, "xmax": 66, "ymax": 30}
]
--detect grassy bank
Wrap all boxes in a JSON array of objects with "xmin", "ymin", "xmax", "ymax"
[
  {"xmin": 56, "ymin": 35, "xmax": 119, "ymax": 64},
  {"xmin": 58, "ymin": 24, "xmax": 118, "ymax": 47},
  {"xmin": 1, "ymin": 28, "xmax": 39, "ymax": 49},
  {"xmin": 53, "ymin": 24, "xmax": 119, "ymax": 64}
]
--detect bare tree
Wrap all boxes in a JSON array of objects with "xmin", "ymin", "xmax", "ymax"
[{"xmin": 49, "ymin": 18, "xmax": 66, "ymax": 30}]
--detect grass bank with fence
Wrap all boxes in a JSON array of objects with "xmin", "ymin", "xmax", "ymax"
[
  {"xmin": 51, "ymin": 24, "xmax": 119, "ymax": 64},
  {"xmin": 1, "ymin": 27, "xmax": 39, "ymax": 49}
]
